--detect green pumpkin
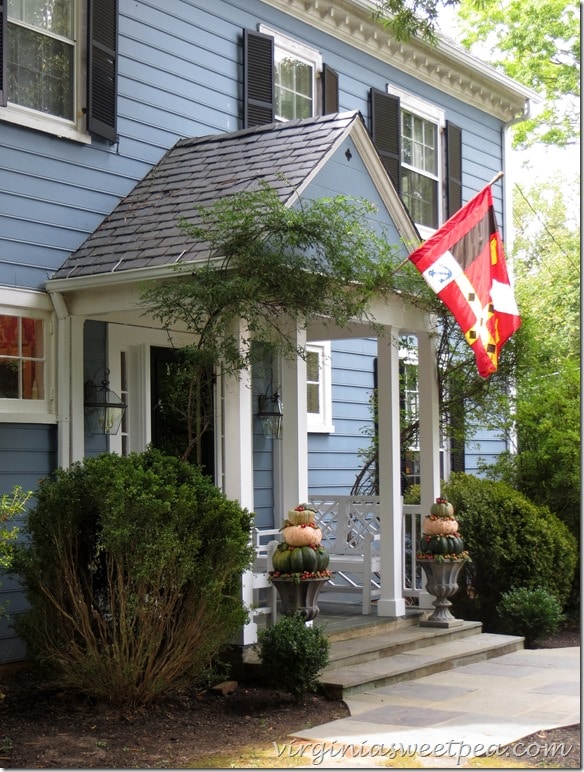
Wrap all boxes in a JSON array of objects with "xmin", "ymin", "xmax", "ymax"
[
  {"xmin": 430, "ymin": 497, "xmax": 455, "ymax": 517},
  {"xmin": 272, "ymin": 546, "xmax": 292, "ymax": 573},
  {"xmin": 419, "ymin": 534, "xmax": 464, "ymax": 555},
  {"xmin": 315, "ymin": 546, "xmax": 330, "ymax": 571}
]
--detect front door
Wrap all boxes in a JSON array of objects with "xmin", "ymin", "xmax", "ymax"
[{"xmin": 150, "ymin": 346, "xmax": 215, "ymax": 478}]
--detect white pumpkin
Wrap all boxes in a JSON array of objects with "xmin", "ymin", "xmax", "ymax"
[
  {"xmin": 282, "ymin": 524, "xmax": 323, "ymax": 547},
  {"xmin": 422, "ymin": 515, "xmax": 459, "ymax": 536}
]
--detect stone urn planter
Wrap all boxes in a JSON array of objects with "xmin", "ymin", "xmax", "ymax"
[
  {"xmin": 419, "ymin": 558, "xmax": 465, "ymax": 628},
  {"xmin": 269, "ymin": 503, "xmax": 331, "ymax": 621},
  {"xmin": 417, "ymin": 497, "xmax": 471, "ymax": 629},
  {"xmin": 270, "ymin": 576, "xmax": 329, "ymax": 621}
]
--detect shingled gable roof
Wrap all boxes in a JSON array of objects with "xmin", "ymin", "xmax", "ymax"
[{"xmin": 50, "ymin": 111, "xmax": 415, "ymax": 282}]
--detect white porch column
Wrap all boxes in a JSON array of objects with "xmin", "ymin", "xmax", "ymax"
[
  {"xmin": 275, "ymin": 328, "xmax": 308, "ymax": 518},
  {"xmin": 417, "ymin": 330, "xmax": 442, "ymax": 608},
  {"xmin": 376, "ymin": 327, "xmax": 406, "ymax": 617},
  {"xmin": 70, "ymin": 316, "xmax": 85, "ymax": 463},
  {"xmin": 417, "ymin": 331, "xmax": 441, "ymax": 509},
  {"xmin": 222, "ymin": 324, "xmax": 256, "ymax": 645}
]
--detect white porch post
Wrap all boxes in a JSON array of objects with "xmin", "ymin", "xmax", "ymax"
[
  {"xmin": 275, "ymin": 327, "xmax": 308, "ymax": 519},
  {"xmin": 222, "ymin": 324, "xmax": 256, "ymax": 645},
  {"xmin": 377, "ymin": 327, "xmax": 406, "ymax": 617},
  {"xmin": 70, "ymin": 316, "xmax": 85, "ymax": 463},
  {"xmin": 417, "ymin": 331, "xmax": 442, "ymax": 509},
  {"xmin": 417, "ymin": 331, "xmax": 441, "ymax": 609}
]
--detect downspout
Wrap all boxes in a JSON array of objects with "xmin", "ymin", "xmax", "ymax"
[
  {"xmin": 501, "ymin": 99, "xmax": 533, "ymax": 455},
  {"xmin": 49, "ymin": 291, "xmax": 72, "ymax": 469}
]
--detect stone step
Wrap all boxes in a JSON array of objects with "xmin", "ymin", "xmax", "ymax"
[
  {"xmin": 319, "ymin": 632, "xmax": 524, "ymax": 699},
  {"xmin": 326, "ymin": 620, "xmax": 482, "ymax": 670}
]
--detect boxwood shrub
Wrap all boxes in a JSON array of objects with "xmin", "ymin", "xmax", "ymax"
[
  {"xmin": 11, "ymin": 448, "xmax": 254, "ymax": 706},
  {"xmin": 405, "ymin": 473, "xmax": 577, "ymax": 631}
]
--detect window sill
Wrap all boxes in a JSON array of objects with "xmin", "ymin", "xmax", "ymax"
[
  {"xmin": 1, "ymin": 105, "xmax": 92, "ymax": 144},
  {"xmin": 307, "ymin": 424, "xmax": 335, "ymax": 434},
  {"xmin": 0, "ymin": 409, "xmax": 57, "ymax": 424}
]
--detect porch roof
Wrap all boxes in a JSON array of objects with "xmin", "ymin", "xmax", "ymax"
[{"xmin": 48, "ymin": 111, "xmax": 419, "ymax": 284}]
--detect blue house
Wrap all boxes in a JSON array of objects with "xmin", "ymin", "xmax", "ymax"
[{"xmin": 0, "ymin": 0, "xmax": 536, "ymax": 660}]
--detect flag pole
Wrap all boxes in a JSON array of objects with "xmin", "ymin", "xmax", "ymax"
[
  {"xmin": 488, "ymin": 171, "xmax": 504, "ymax": 186},
  {"xmin": 392, "ymin": 172, "xmax": 505, "ymax": 274}
]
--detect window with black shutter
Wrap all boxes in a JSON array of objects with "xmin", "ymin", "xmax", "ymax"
[
  {"xmin": 0, "ymin": 1, "xmax": 6, "ymax": 107},
  {"xmin": 370, "ymin": 87, "xmax": 463, "ymax": 228},
  {"xmin": 243, "ymin": 29, "xmax": 275, "ymax": 128},
  {"xmin": 446, "ymin": 122, "xmax": 462, "ymax": 218},
  {"xmin": 370, "ymin": 88, "xmax": 401, "ymax": 194},
  {"xmin": 87, "ymin": 0, "xmax": 118, "ymax": 142},
  {"xmin": 244, "ymin": 26, "xmax": 339, "ymax": 129}
]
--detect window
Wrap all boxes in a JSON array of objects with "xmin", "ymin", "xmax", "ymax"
[
  {"xmin": 1, "ymin": 0, "xmax": 118, "ymax": 142},
  {"xmin": 0, "ymin": 312, "xmax": 49, "ymax": 409},
  {"xmin": 8, "ymin": 0, "xmax": 75, "ymax": 121},
  {"xmin": 370, "ymin": 87, "xmax": 462, "ymax": 229},
  {"xmin": 306, "ymin": 341, "xmax": 334, "ymax": 433},
  {"xmin": 401, "ymin": 109, "xmax": 439, "ymax": 228},
  {"xmin": 243, "ymin": 26, "xmax": 338, "ymax": 128}
]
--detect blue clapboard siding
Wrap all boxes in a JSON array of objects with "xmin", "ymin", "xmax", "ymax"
[
  {"xmin": 309, "ymin": 339, "xmax": 377, "ymax": 497},
  {"xmin": 0, "ymin": 0, "xmax": 505, "ymax": 291},
  {"xmin": 0, "ymin": 423, "xmax": 57, "ymax": 664}
]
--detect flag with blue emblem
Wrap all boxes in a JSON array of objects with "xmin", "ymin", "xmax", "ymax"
[{"xmin": 408, "ymin": 182, "xmax": 521, "ymax": 378}]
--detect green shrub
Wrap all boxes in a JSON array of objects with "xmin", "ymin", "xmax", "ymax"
[
  {"xmin": 0, "ymin": 486, "xmax": 31, "ymax": 616},
  {"xmin": 11, "ymin": 448, "xmax": 254, "ymax": 706},
  {"xmin": 442, "ymin": 473, "xmax": 577, "ymax": 630},
  {"xmin": 257, "ymin": 614, "xmax": 330, "ymax": 696},
  {"xmin": 497, "ymin": 587, "xmax": 564, "ymax": 648}
]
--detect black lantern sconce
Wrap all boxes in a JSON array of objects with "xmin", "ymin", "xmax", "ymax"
[
  {"xmin": 84, "ymin": 371, "xmax": 127, "ymax": 435},
  {"xmin": 257, "ymin": 389, "xmax": 283, "ymax": 440}
]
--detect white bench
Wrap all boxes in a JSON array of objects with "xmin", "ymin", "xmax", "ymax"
[
  {"xmin": 309, "ymin": 496, "xmax": 381, "ymax": 615},
  {"xmin": 250, "ymin": 527, "xmax": 280, "ymax": 624}
]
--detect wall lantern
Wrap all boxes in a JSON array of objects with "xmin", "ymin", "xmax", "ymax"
[
  {"xmin": 257, "ymin": 390, "xmax": 283, "ymax": 440},
  {"xmin": 84, "ymin": 372, "xmax": 127, "ymax": 435}
]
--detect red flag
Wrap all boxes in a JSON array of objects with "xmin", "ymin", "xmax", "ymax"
[{"xmin": 408, "ymin": 184, "xmax": 521, "ymax": 378}]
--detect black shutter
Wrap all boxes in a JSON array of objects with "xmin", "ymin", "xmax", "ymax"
[
  {"xmin": 321, "ymin": 63, "xmax": 339, "ymax": 115},
  {"xmin": 87, "ymin": 0, "xmax": 118, "ymax": 142},
  {"xmin": 243, "ymin": 29, "xmax": 274, "ymax": 128},
  {"xmin": 370, "ymin": 88, "xmax": 401, "ymax": 194},
  {"xmin": 446, "ymin": 121, "xmax": 462, "ymax": 218},
  {"xmin": 0, "ymin": 0, "xmax": 7, "ymax": 107}
]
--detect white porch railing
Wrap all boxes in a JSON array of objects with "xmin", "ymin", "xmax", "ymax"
[{"xmin": 251, "ymin": 496, "xmax": 433, "ymax": 622}]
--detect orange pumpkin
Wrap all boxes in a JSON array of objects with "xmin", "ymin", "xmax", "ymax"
[
  {"xmin": 282, "ymin": 524, "xmax": 322, "ymax": 547},
  {"xmin": 422, "ymin": 515, "xmax": 459, "ymax": 535}
]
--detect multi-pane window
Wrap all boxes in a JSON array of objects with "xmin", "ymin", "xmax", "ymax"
[
  {"xmin": 259, "ymin": 25, "xmax": 321, "ymax": 123},
  {"xmin": 306, "ymin": 348, "xmax": 321, "ymax": 415},
  {"xmin": 0, "ymin": 314, "xmax": 44, "ymax": 399},
  {"xmin": 7, "ymin": 0, "xmax": 75, "ymax": 120},
  {"xmin": 401, "ymin": 109, "xmax": 439, "ymax": 228},
  {"xmin": 306, "ymin": 341, "xmax": 333, "ymax": 433},
  {"xmin": 275, "ymin": 51, "xmax": 313, "ymax": 120}
]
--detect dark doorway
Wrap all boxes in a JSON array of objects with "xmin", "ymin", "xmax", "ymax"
[{"xmin": 150, "ymin": 346, "xmax": 215, "ymax": 479}]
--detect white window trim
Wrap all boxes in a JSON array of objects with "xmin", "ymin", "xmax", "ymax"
[
  {"xmin": 0, "ymin": 290, "xmax": 56, "ymax": 422},
  {"xmin": 259, "ymin": 23, "xmax": 322, "ymax": 121},
  {"xmin": 387, "ymin": 85, "xmax": 445, "ymax": 230},
  {"xmin": 3, "ymin": 0, "xmax": 91, "ymax": 143},
  {"xmin": 306, "ymin": 341, "xmax": 334, "ymax": 434}
]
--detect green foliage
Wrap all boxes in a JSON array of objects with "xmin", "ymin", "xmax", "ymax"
[
  {"xmin": 457, "ymin": 0, "xmax": 580, "ymax": 147},
  {"xmin": 141, "ymin": 183, "xmax": 422, "ymax": 462},
  {"xmin": 483, "ymin": 181, "xmax": 580, "ymax": 538},
  {"xmin": 373, "ymin": 0, "xmax": 460, "ymax": 42},
  {"xmin": 257, "ymin": 614, "xmax": 330, "ymax": 697},
  {"xmin": 441, "ymin": 474, "xmax": 576, "ymax": 630},
  {"xmin": 497, "ymin": 587, "xmax": 564, "ymax": 648},
  {"xmin": 0, "ymin": 486, "xmax": 31, "ymax": 616},
  {"xmin": 11, "ymin": 448, "xmax": 254, "ymax": 706}
]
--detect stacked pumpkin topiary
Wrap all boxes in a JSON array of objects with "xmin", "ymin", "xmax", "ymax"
[
  {"xmin": 270, "ymin": 504, "xmax": 331, "ymax": 579},
  {"xmin": 418, "ymin": 497, "xmax": 468, "ymax": 560}
]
